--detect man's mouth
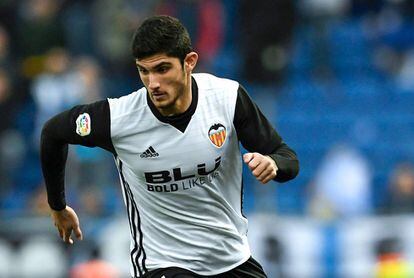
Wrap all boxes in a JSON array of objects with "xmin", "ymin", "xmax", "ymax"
[{"xmin": 151, "ymin": 91, "xmax": 167, "ymax": 101}]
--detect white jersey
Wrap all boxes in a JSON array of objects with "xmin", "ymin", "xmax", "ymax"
[
  {"xmin": 108, "ymin": 73, "xmax": 249, "ymax": 276},
  {"xmin": 41, "ymin": 72, "xmax": 298, "ymax": 277}
]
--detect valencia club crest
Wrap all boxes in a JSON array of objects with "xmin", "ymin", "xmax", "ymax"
[{"xmin": 208, "ymin": 123, "xmax": 226, "ymax": 148}]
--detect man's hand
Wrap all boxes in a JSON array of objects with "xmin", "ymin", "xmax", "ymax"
[
  {"xmin": 50, "ymin": 206, "xmax": 83, "ymax": 244},
  {"xmin": 243, "ymin": 153, "xmax": 278, "ymax": 184}
]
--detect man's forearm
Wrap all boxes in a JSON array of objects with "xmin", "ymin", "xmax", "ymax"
[
  {"xmin": 40, "ymin": 117, "xmax": 69, "ymax": 211},
  {"xmin": 268, "ymin": 143, "xmax": 299, "ymax": 182}
]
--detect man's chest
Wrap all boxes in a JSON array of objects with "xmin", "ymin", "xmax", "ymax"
[{"xmin": 114, "ymin": 112, "xmax": 234, "ymax": 183}]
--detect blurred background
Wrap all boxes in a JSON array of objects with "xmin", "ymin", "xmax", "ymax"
[{"xmin": 1, "ymin": 0, "xmax": 414, "ymax": 277}]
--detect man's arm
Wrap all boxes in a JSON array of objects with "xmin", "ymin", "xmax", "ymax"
[
  {"xmin": 233, "ymin": 85, "xmax": 299, "ymax": 184},
  {"xmin": 40, "ymin": 99, "xmax": 114, "ymax": 243}
]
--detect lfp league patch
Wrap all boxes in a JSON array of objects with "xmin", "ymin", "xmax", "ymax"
[{"xmin": 76, "ymin": 113, "xmax": 91, "ymax": 136}]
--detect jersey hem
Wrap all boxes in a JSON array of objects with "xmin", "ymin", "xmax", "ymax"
[
  {"xmin": 143, "ymin": 251, "xmax": 251, "ymax": 276},
  {"xmin": 203, "ymin": 252, "xmax": 251, "ymax": 275}
]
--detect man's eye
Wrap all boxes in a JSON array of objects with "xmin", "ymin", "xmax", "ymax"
[
  {"xmin": 158, "ymin": 67, "xmax": 169, "ymax": 73},
  {"xmin": 138, "ymin": 68, "xmax": 148, "ymax": 74}
]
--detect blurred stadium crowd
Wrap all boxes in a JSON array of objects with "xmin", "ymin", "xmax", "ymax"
[{"xmin": 1, "ymin": 0, "xmax": 414, "ymax": 277}]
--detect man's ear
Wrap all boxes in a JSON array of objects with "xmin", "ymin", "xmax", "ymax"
[{"xmin": 184, "ymin": 52, "xmax": 198, "ymax": 73}]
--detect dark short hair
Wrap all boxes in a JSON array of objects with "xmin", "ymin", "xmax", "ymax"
[{"xmin": 131, "ymin": 15, "xmax": 192, "ymax": 63}]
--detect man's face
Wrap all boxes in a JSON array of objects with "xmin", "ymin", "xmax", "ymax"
[{"xmin": 136, "ymin": 53, "xmax": 195, "ymax": 115}]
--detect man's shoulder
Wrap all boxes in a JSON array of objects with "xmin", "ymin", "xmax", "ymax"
[
  {"xmin": 107, "ymin": 87, "xmax": 146, "ymax": 104},
  {"xmin": 192, "ymin": 73, "xmax": 239, "ymax": 92},
  {"xmin": 107, "ymin": 87, "xmax": 147, "ymax": 116}
]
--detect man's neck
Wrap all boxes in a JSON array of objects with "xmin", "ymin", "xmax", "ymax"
[{"xmin": 158, "ymin": 76, "xmax": 192, "ymax": 117}]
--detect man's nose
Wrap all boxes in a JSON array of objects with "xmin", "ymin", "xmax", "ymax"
[{"xmin": 148, "ymin": 74, "xmax": 160, "ymax": 90}]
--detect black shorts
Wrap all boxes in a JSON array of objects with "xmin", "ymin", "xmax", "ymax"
[{"xmin": 141, "ymin": 257, "xmax": 267, "ymax": 278}]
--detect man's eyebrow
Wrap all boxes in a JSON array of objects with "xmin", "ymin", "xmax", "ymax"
[{"xmin": 136, "ymin": 61, "xmax": 172, "ymax": 70}]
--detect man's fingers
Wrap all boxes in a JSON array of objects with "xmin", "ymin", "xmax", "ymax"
[
  {"xmin": 245, "ymin": 154, "xmax": 277, "ymax": 184},
  {"xmin": 256, "ymin": 168, "xmax": 273, "ymax": 184},
  {"xmin": 252, "ymin": 161, "xmax": 269, "ymax": 177},
  {"xmin": 258, "ymin": 169, "xmax": 275, "ymax": 184},
  {"xmin": 244, "ymin": 153, "xmax": 262, "ymax": 170},
  {"xmin": 256, "ymin": 166, "xmax": 273, "ymax": 180},
  {"xmin": 261, "ymin": 175, "xmax": 273, "ymax": 184},
  {"xmin": 58, "ymin": 227, "xmax": 63, "ymax": 239},
  {"xmin": 56, "ymin": 225, "xmax": 74, "ymax": 243},
  {"xmin": 64, "ymin": 228, "xmax": 73, "ymax": 244},
  {"xmin": 74, "ymin": 225, "xmax": 83, "ymax": 240},
  {"xmin": 51, "ymin": 206, "xmax": 82, "ymax": 244},
  {"xmin": 243, "ymin": 153, "xmax": 253, "ymax": 164}
]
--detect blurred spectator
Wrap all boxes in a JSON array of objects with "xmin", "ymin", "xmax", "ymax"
[
  {"xmin": 298, "ymin": 0, "xmax": 349, "ymax": 79},
  {"xmin": 381, "ymin": 162, "xmax": 414, "ymax": 214},
  {"xmin": 16, "ymin": 0, "xmax": 65, "ymax": 57},
  {"xmin": 92, "ymin": 1, "xmax": 158, "ymax": 67},
  {"xmin": 0, "ymin": 23, "xmax": 21, "ymax": 101},
  {"xmin": 31, "ymin": 48, "xmax": 81, "ymax": 146},
  {"xmin": 239, "ymin": 0, "xmax": 296, "ymax": 84},
  {"xmin": 0, "ymin": 68, "xmax": 15, "ymax": 134},
  {"xmin": 16, "ymin": 0, "xmax": 66, "ymax": 78},
  {"xmin": 0, "ymin": 69, "xmax": 25, "ymax": 196},
  {"xmin": 375, "ymin": 237, "xmax": 414, "ymax": 278},
  {"xmin": 194, "ymin": 0, "xmax": 225, "ymax": 71},
  {"xmin": 78, "ymin": 187, "xmax": 106, "ymax": 216},
  {"xmin": 262, "ymin": 235, "xmax": 286, "ymax": 278},
  {"xmin": 308, "ymin": 144, "xmax": 372, "ymax": 219},
  {"xmin": 70, "ymin": 246, "xmax": 120, "ymax": 278},
  {"xmin": 369, "ymin": 2, "xmax": 414, "ymax": 92},
  {"xmin": 92, "ymin": 0, "xmax": 137, "ymax": 66},
  {"xmin": 0, "ymin": 24, "xmax": 14, "ymax": 72},
  {"xmin": 91, "ymin": 0, "xmax": 160, "ymax": 92},
  {"xmin": 0, "ymin": 1, "xmax": 18, "ymax": 32},
  {"xmin": 60, "ymin": 1, "xmax": 96, "ymax": 56},
  {"xmin": 396, "ymin": 49, "xmax": 414, "ymax": 92},
  {"xmin": 28, "ymin": 184, "xmax": 49, "ymax": 216},
  {"xmin": 72, "ymin": 57, "xmax": 104, "ymax": 102},
  {"xmin": 156, "ymin": 0, "xmax": 226, "ymax": 73}
]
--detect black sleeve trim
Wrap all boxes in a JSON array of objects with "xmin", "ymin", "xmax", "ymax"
[
  {"xmin": 233, "ymin": 85, "xmax": 299, "ymax": 183},
  {"xmin": 40, "ymin": 100, "xmax": 114, "ymax": 210},
  {"xmin": 268, "ymin": 143, "xmax": 300, "ymax": 183}
]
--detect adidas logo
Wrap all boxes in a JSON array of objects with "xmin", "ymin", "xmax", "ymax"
[{"xmin": 140, "ymin": 146, "xmax": 159, "ymax": 158}]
